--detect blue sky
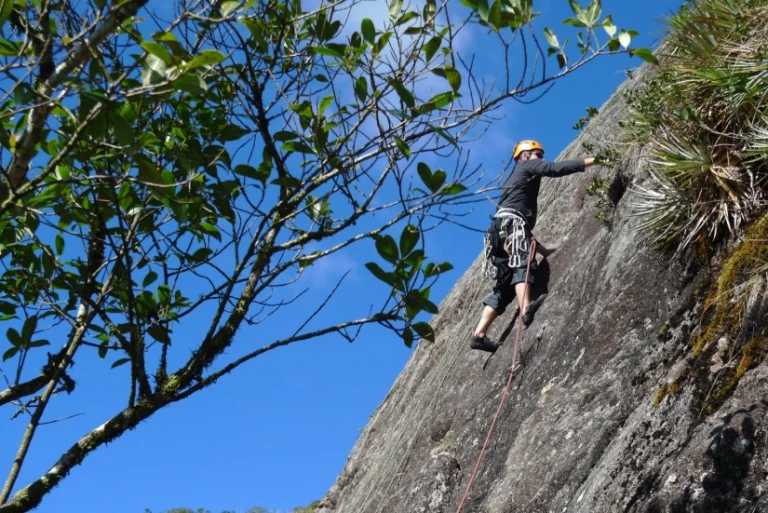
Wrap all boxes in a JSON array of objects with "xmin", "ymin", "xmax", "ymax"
[{"xmin": 0, "ymin": 1, "xmax": 681, "ymax": 512}]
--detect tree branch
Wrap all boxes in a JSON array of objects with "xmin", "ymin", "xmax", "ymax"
[{"xmin": 5, "ymin": 0, "xmax": 149, "ymax": 188}]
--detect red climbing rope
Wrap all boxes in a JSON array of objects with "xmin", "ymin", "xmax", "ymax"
[{"xmin": 455, "ymin": 236, "xmax": 538, "ymax": 513}]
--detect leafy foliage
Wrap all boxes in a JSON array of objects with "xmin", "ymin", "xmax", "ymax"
[{"xmin": 625, "ymin": 0, "xmax": 768, "ymax": 251}]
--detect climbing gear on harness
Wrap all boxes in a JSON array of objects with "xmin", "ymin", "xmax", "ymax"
[
  {"xmin": 482, "ymin": 209, "xmax": 530, "ymax": 280},
  {"xmin": 512, "ymin": 140, "xmax": 544, "ymax": 161},
  {"xmin": 470, "ymin": 334, "xmax": 498, "ymax": 353},
  {"xmin": 455, "ymin": 238, "xmax": 537, "ymax": 513},
  {"xmin": 522, "ymin": 293, "xmax": 548, "ymax": 327}
]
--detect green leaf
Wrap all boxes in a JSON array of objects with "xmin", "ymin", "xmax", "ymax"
[
  {"xmin": 311, "ymin": 45, "xmax": 344, "ymax": 58},
  {"xmin": 318, "ymin": 94, "xmax": 334, "ymax": 115},
  {"xmin": 417, "ymin": 162, "xmax": 433, "ymax": 189},
  {"xmin": 2, "ymin": 347, "xmax": 18, "ymax": 361},
  {"xmin": 602, "ymin": 15, "xmax": 616, "ymax": 37},
  {"xmin": 374, "ymin": 234, "xmax": 399, "ymax": 264},
  {"xmin": 403, "ymin": 327, "xmax": 414, "ymax": 348},
  {"xmin": 355, "ymin": 76, "xmax": 368, "ymax": 103},
  {"xmin": 397, "ymin": 11, "xmax": 419, "ymax": 26},
  {"xmin": 361, "ymin": 18, "xmax": 375, "ymax": 45},
  {"xmin": 394, "ymin": 136, "xmax": 411, "ymax": 157},
  {"xmin": 186, "ymin": 50, "xmax": 226, "ymax": 70},
  {"xmin": 111, "ymin": 358, "xmax": 132, "ymax": 369},
  {"xmin": 271, "ymin": 175, "xmax": 301, "ymax": 189},
  {"xmin": 141, "ymin": 41, "xmax": 173, "ymax": 65},
  {"xmin": 365, "ymin": 262, "xmax": 396, "ymax": 287},
  {"xmin": 584, "ymin": 0, "xmax": 601, "ymax": 26},
  {"xmin": 55, "ymin": 233, "xmax": 65, "ymax": 255},
  {"xmin": 98, "ymin": 341, "xmax": 109, "ymax": 359},
  {"xmin": 422, "ymin": 0, "xmax": 436, "ymax": 23},
  {"xmin": 7, "ymin": 328, "xmax": 21, "ymax": 346},
  {"xmin": 475, "ymin": 0, "xmax": 489, "ymax": 22},
  {"xmin": 137, "ymin": 157, "xmax": 169, "ymax": 189},
  {"xmin": 607, "ymin": 38, "xmax": 620, "ymax": 52},
  {"xmin": 199, "ymin": 222, "xmax": 222, "ymax": 241},
  {"xmin": 143, "ymin": 271, "xmax": 158, "ymax": 288},
  {"xmin": 281, "ymin": 141, "xmax": 316, "ymax": 154},
  {"xmin": 488, "ymin": 0, "xmax": 502, "ymax": 29},
  {"xmin": 428, "ymin": 124, "xmax": 458, "ymax": 147},
  {"xmin": 388, "ymin": 0, "xmax": 403, "ymax": 19},
  {"xmin": 414, "ymin": 91, "xmax": 456, "ymax": 115},
  {"xmin": 290, "ymin": 101, "xmax": 314, "ymax": 118},
  {"xmin": 157, "ymin": 285, "xmax": 171, "ymax": 306},
  {"xmin": 412, "ymin": 322, "xmax": 435, "ymax": 343},
  {"xmin": 141, "ymin": 54, "xmax": 168, "ymax": 85},
  {"xmin": 389, "ymin": 79, "xmax": 415, "ymax": 108},
  {"xmin": 557, "ymin": 51, "xmax": 567, "ymax": 69},
  {"xmin": 445, "ymin": 67, "xmax": 462, "ymax": 93},
  {"xmin": 147, "ymin": 324, "xmax": 171, "ymax": 344},
  {"xmin": 173, "ymin": 74, "xmax": 208, "ymax": 95},
  {"xmin": 0, "ymin": 0, "xmax": 13, "ymax": 32},
  {"xmin": 618, "ymin": 30, "xmax": 631, "ymax": 49},
  {"xmin": 440, "ymin": 183, "xmax": 467, "ymax": 195},
  {"xmin": 218, "ymin": 124, "xmax": 248, "ymax": 142},
  {"xmin": 543, "ymin": 27, "xmax": 559, "ymax": 48},
  {"xmin": 425, "ymin": 261, "xmax": 454, "ymax": 277},
  {"xmin": 568, "ymin": 0, "xmax": 582, "ymax": 15},
  {"xmin": 111, "ymin": 109, "xmax": 135, "ymax": 147},
  {"xmin": 563, "ymin": 17, "xmax": 587, "ymax": 27},
  {"xmin": 423, "ymin": 36, "xmax": 441, "ymax": 63},
  {"xmin": 22, "ymin": 317, "xmax": 37, "ymax": 343},
  {"xmin": 234, "ymin": 164, "xmax": 270, "ymax": 183},
  {"xmin": 631, "ymin": 47, "xmax": 658, "ymax": 65},
  {"xmin": 373, "ymin": 32, "xmax": 392, "ymax": 57},
  {"xmin": 399, "ymin": 224, "xmax": 419, "ymax": 256},
  {"xmin": 221, "ymin": 0, "xmax": 240, "ymax": 16},
  {"xmin": 430, "ymin": 170, "xmax": 446, "ymax": 192},
  {"xmin": 0, "ymin": 302, "xmax": 15, "ymax": 316},
  {"xmin": 0, "ymin": 37, "xmax": 21, "ymax": 56},
  {"xmin": 189, "ymin": 247, "xmax": 214, "ymax": 262},
  {"xmin": 274, "ymin": 131, "xmax": 299, "ymax": 142},
  {"xmin": 404, "ymin": 290, "xmax": 439, "ymax": 314}
]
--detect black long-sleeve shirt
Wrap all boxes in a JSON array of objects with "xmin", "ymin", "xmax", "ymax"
[{"xmin": 497, "ymin": 158, "xmax": 585, "ymax": 229}]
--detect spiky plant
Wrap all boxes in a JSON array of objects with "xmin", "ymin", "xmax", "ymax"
[{"xmin": 626, "ymin": 0, "xmax": 768, "ymax": 251}]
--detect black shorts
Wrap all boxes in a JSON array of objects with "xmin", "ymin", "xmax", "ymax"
[{"xmin": 483, "ymin": 216, "xmax": 536, "ymax": 315}]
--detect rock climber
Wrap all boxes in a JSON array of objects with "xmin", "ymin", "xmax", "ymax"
[{"xmin": 470, "ymin": 140, "xmax": 596, "ymax": 352}]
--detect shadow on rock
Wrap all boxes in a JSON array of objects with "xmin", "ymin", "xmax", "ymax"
[{"xmin": 669, "ymin": 401, "xmax": 766, "ymax": 513}]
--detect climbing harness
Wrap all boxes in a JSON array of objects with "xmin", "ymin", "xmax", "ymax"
[
  {"xmin": 482, "ymin": 208, "xmax": 529, "ymax": 280},
  {"xmin": 455, "ymin": 236, "xmax": 537, "ymax": 513}
]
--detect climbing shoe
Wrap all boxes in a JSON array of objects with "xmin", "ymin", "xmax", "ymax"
[
  {"xmin": 522, "ymin": 293, "xmax": 548, "ymax": 327},
  {"xmin": 470, "ymin": 334, "xmax": 498, "ymax": 353}
]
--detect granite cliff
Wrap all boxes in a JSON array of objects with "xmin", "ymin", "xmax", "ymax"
[{"xmin": 315, "ymin": 65, "xmax": 768, "ymax": 513}]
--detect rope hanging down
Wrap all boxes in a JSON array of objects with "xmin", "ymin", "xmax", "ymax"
[{"xmin": 455, "ymin": 237, "xmax": 538, "ymax": 513}]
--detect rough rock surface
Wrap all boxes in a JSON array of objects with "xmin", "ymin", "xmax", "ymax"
[{"xmin": 316, "ymin": 69, "xmax": 768, "ymax": 513}]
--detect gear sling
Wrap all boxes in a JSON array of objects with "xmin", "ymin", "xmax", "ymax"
[{"xmin": 482, "ymin": 208, "xmax": 530, "ymax": 280}]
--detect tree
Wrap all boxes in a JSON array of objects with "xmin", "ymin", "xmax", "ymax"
[{"xmin": 0, "ymin": 0, "xmax": 651, "ymax": 511}]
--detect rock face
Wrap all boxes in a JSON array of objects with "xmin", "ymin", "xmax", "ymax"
[{"xmin": 316, "ymin": 69, "xmax": 768, "ymax": 513}]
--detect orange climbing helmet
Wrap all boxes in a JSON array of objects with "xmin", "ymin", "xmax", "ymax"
[{"xmin": 512, "ymin": 140, "xmax": 544, "ymax": 161}]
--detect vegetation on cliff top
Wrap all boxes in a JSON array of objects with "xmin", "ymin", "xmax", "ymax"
[
  {"xmin": 627, "ymin": 0, "xmax": 768, "ymax": 252},
  {"xmin": 625, "ymin": 0, "xmax": 768, "ymax": 412}
]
